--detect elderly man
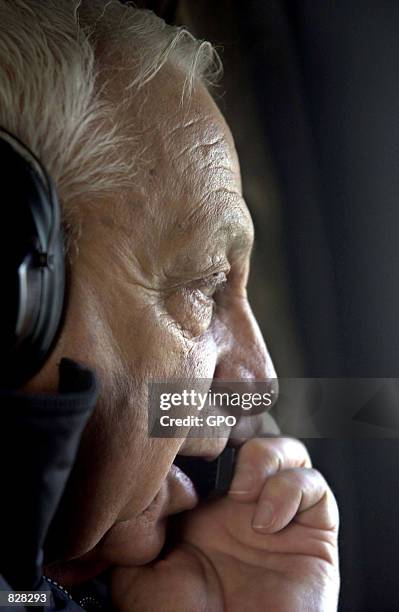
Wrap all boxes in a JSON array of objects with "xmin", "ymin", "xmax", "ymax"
[{"xmin": 0, "ymin": 1, "xmax": 339, "ymax": 610}]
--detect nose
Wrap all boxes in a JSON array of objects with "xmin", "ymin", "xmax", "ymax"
[
  {"xmin": 212, "ymin": 296, "xmax": 278, "ymax": 441},
  {"xmin": 213, "ymin": 295, "xmax": 276, "ymax": 383},
  {"xmin": 177, "ymin": 297, "xmax": 277, "ymax": 460}
]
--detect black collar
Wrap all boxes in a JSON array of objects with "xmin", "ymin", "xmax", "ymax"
[{"xmin": 0, "ymin": 358, "xmax": 98, "ymax": 590}]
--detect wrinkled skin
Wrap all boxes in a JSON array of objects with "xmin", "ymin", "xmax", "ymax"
[
  {"xmin": 112, "ymin": 438, "xmax": 339, "ymax": 612},
  {"xmin": 25, "ymin": 65, "xmax": 339, "ymax": 608}
]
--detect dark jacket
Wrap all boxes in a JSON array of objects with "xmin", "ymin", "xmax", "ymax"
[{"xmin": 0, "ymin": 358, "xmax": 109, "ymax": 611}]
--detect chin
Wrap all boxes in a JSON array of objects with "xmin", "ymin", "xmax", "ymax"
[
  {"xmin": 45, "ymin": 464, "xmax": 198, "ymax": 583},
  {"xmin": 94, "ymin": 515, "xmax": 169, "ymax": 566},
  {"xmin": 44, "ymin": 517, "xmax": 168, "ymax": 588}
]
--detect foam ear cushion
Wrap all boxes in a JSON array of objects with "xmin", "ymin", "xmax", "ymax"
[{"xmin": 0, "ymin": 129, "xmax": 65, "ymax": 388}]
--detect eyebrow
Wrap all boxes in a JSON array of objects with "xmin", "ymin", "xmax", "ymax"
[
  {"xmin": 165, "ymin": 189, "xmax": 254, "ymax": 259},
  {"xmin": 209, "ymin": 196, "xmax": 254, "ymax": 254}
]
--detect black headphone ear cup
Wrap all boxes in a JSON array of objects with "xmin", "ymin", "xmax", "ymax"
[
  {"xmin": 35, "ymin": 218, "xmax": 65, "ymax": 357},
  {"xmin": 0, "ymin": 129, "xmax": 65, "ymax": 388},
  {"xmin": 15, "ymin": 251, "xmax": 43, "ymax": 343}
]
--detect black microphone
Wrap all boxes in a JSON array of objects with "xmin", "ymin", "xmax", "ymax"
[{"xmin": 174, "ymin": 446, "xmax": 236, "ymax": 499}]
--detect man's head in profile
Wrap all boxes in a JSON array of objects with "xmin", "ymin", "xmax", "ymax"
[{"xmin": 1, "ymin": 0, "xmax": 276, "ymax": 584}]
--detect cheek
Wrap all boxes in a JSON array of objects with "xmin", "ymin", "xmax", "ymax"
[
  {"xmin": 165, "ymin": 288, "xmax": 213, "ymax": 338},
  {"xmin": 117, "ymin": 290, "xmax": 218, "ymax": 380},
  {"xmin": 182, "ymin": 330, "xmax": 218, "ymax": 379},
  {"xmin": 77, "ymin": 381, "xmax": 184, "ymax": 514},
  {"xmin": 116, "ymin": 437, "xmax": 184, "ymax": 520},
  {"xmin": 95, "ymin": 284, "xmax": 215, "ymax": 379}
]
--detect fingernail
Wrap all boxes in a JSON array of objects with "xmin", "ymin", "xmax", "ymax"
[
  {"xmin": 229, "ymin": 465, "xmax": 255, "ymax": 494},
  {"xmin": 252, "ymin": 500, "xmax": 274, "ymax": 529}
]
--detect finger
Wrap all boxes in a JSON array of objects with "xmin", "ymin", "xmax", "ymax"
[
  {"xmin": 251, "ymin": 467, "xmax": 339, "ymax": 533},
  {"xmin": 229, "ymin": 437, "xmax": 312, "ymax": 501}
]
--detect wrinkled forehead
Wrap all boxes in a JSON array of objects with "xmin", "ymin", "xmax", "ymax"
[
  {"xmin": 130, "ymin": 65, "xmax": 242, "ymax": 200},
  {"xmin": 99, "ymin": 64, "xmax": 252, "ymax": 266}
]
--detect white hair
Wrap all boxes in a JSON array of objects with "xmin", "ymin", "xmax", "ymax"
[{"xmin": 0, "ymin": 0, "xmax": 222, "ymax": 251}]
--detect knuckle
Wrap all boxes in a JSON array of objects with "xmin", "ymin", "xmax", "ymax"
[
  {"xmin": 239, "ymin": 438, "xmax": 283, "ymax": 476},
  {"xmin": 285, "ymin": 437, "xmax": 311, "ymax": 466},
  {"xmin": 310, "ymin": 467, "xmax": 323, "ymax": 480},
  {"xmin": 255, "ymin": 440, "xmax": 283, "ymax": 472},
  {"xmin": 241, "ymin": 437, "xmax": 272, "ymax": 461},
  {"xmin": 268, "ymin": 471, "xmax": 298, "ymax": 495},
  {"xmin": 309, "ymin": 467, "xmax": 330, "ymax": 490},
  {"xmin": 279, "ymin": 469, "xmax": 307, "ymax": 491}
]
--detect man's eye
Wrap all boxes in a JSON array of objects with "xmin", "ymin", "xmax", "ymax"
[{"xmin": 197, "ymin": 272, "xmax": 228, "ymax": 299}]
